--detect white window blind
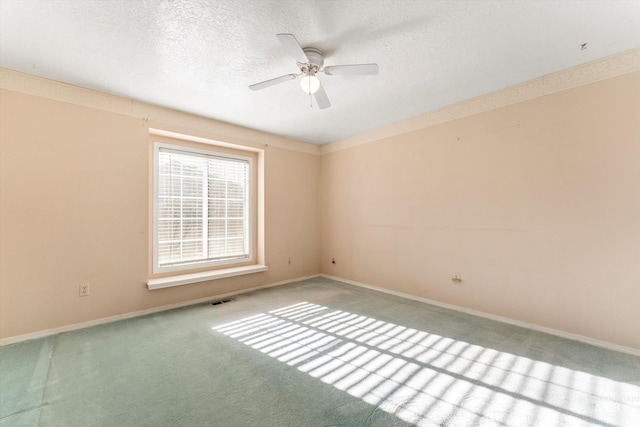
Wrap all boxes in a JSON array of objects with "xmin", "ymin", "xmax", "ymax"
[{"xmin": 155, "ymin": 145, "xmax": 251, "ymax": 272}]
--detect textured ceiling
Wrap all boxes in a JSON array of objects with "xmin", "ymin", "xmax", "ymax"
[{"xmin": 1, "ymin": 1, "xmax": 639, "ymax": 145}]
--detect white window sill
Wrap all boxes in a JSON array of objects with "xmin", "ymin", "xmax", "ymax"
[{"xmin": 147, "ymin": 265, "xmax": 268, "ymax": 290}]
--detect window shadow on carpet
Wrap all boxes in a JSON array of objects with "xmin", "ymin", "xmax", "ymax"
[{"xmin": 214, "ymin": 301, "xmax": 640, "ymax": 427}]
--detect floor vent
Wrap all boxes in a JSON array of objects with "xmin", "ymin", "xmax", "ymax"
[{"xmin": 210, "ymin": 299, "xmax": 233, "ymax": 306}]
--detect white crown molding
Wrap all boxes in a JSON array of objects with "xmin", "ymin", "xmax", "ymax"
[
  {"xmin": 0, "ymin": 67, "xmax": 320, "ymax": 156},
  {"xmin": 321, "ymin": 48, "xmax": 640, "ymax": 155},
  {"xmin": 2, "ymin": 49, "xmax": 638, "ymax": 156},
  {"xmin": 0, "ymin": 68, "xmax": 134, "ymax": 114},
  {"xmin": 542, "ymin": 48, "xmax": 640, "ymax": 94}
]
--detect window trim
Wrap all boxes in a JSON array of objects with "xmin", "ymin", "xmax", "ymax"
[
  {"xmin": 147, "ymin": 264, "xmax": 269, "ymax": 290},
  {"xmin": 152, "ymin": 141, "xmax": 255, "ymax": 274}
]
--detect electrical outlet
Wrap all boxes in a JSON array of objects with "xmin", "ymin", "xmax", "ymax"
[{"xmin": 79, "ymin": 283, "xmax": 90, "ymax": 297}]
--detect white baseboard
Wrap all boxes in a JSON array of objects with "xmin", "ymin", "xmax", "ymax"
[
  {"xmin": 320, "ymin": 274, "xmax": 640, "ymax": 358},
  {"xmin": 5, "ymin": 272, "xmax": 638, "ymax": 358},
  {"xmin": 0, "ymin": 274, "xmax": 320, "ymax": 346}
]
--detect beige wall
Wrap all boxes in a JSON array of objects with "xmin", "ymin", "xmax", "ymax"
[
  {"xmin": 2, "ymin": 67, "xmax": 638, "ymax": 351},
  {"xmin": 0, "ymin": 86, "xmax": 319, "ymax": 340},
  {"xmin": 320, "ymin": 71, "xmax": 640, "ymax": 349}
]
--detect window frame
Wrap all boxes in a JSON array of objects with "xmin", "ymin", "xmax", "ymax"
[{"xmin": 152, "ymin": 141, "xmax": 255, "ymax": 274}]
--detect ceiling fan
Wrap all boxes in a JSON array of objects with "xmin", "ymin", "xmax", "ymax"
[{"xmin": 249, "ymin": 33, "xmax": 379, "ymax": 109}]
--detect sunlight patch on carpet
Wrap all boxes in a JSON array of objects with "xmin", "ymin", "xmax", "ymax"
[{"xmin": 214, "ymin": 302, "xmax": 640, "ymax": 426}]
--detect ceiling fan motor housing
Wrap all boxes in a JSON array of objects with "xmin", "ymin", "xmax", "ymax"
[{"xmin": 301, "ymin": 47, "xmax": 324, "ymax": 69}]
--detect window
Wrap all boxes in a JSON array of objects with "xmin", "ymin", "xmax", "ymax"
[{"xmin": 153, "ymin": 142, "xmax": 253, "ymax": 273}]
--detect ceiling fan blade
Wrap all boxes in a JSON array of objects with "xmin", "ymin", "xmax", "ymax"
[
  {"xmin": 249, "ymin": 74, "xmax": 297, "ymax": 91},
  {"xmin": 313, "ymin": 83, "xmax": 331, "ymax": 109},
  {"xmin": 276, "ymin": 33, "xmax": 309, "ymax": 64},
  {"xmin": 323, "ymin": 63, "xmax": 379, "ymax": 76}
]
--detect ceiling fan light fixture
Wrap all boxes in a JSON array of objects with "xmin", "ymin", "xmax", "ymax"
[
  {"xmin": 300, "ymin": 74, "xmax": 320, "ymax": 94},
  {"xmin": 249, "ymin": 33, "xmax": 378, "ymax": 109}
]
